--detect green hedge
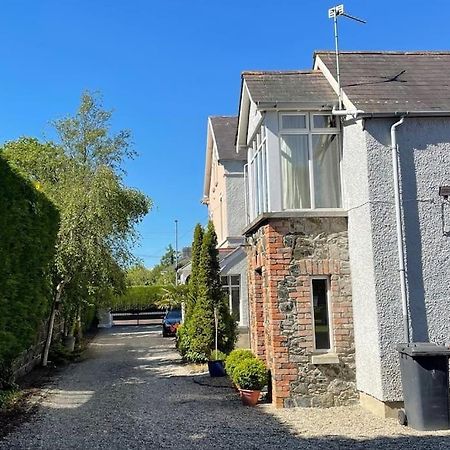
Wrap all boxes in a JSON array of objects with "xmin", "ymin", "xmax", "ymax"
[
  {"xmin": 0, "ymin": 156, "xmax": 59, "ymax": 384},
  {"xmin": 108, "ymin": 285, "xmax": 164, "ymax": 311}
]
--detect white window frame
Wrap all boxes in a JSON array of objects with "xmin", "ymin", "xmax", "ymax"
[
  {"xmin": 221, "ymin": 275, "xmax": 241, "ymax": 323},
  {"xmin": 278, "ymin": 112, "xmax": 342, "ymax": 211},
  {"xmin": 247, "ymin": 125, "xmax": 269, "ymax": 221},
  {"xmin": 310, "ymin": 276, "xmax": 333, "ymax": 353}
]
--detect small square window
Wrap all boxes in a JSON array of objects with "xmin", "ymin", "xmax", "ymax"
[
  {"xmin": 230, "ymin": 275, "xmax": 240, "ymax": 286},
  {"xmin": 281, "ymin": 115, "xmax": 306, "ymax": 129},
  {"xmin": 313, "ymin": 115, "xmax": 337, "ymax": 129}
]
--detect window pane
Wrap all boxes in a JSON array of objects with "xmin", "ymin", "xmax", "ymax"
[
  {"xmin": 282, "ymin": 115, "xmax": 306, "ymax": 129},
  {"xmin": 254, "ymin": 157, "xmax": 260, "ymax": 216},
  {"xmin": 281, "ymin": 134, "xmax": 311, "ymax": 209},
  {"xmin": 221, "ymin": 276, "xmax": 228, "ymax": 286},
  {"xmin": 312, "ymin": 134, "xmax": 341, "ymax": 208},
  {"xmin": 231, "ymin": 287, "xmax": 240, "ymax": 322},
  {"xmin": 312, "ymin": 279, "xmax": 330, "ymax": 350},
  {"xmin": 313, "ymin": 115, "xmax": 337, "ymax": 129},
  {"xmin": 230, "ymin": 275, "xmax": 240, "ymax": 285}
]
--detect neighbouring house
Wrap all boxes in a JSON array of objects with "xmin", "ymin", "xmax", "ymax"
[
  {"xmin": 203, "ymin": 116, "xmax": 249, "ymax": 333},
  {"xmin": 236, "ymin": 51, "xmax": 450, "ymax": 415},
  {"xmin": 180, "ymin": 117, "xmax": 249, "ymax": 335}
]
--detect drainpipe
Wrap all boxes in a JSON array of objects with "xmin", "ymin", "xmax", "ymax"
[{"xmin": 391, "ymin": 117, "xmax": 410, "ymax": 343}]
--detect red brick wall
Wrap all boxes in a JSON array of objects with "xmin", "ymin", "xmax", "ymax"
[{"xmin": 246, "ymin": 216, "xmax": 357, "ymax": 408}]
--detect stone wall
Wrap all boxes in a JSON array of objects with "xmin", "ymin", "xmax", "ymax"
[
  {"xmin": 11, "ymin": 312, "xmax": 63, "ymax": 381},
  {"xmin": 246, "ymin": 216, "xmax": 357, "ymax": 408}
]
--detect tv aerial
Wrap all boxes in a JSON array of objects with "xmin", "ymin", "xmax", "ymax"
[{"xmin": 328, "ymin": 5, "xmax": 366, "ymax": 109}]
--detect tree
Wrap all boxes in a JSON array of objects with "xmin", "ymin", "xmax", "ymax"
[
  {"xmin": 187, "ymin": 224, "xmax": 203, "ymax": 318},
  {"xmin": 183, "ymin": 222, "xmax": 236, "ymax": 362},
  {"xmin": 126, "ymin": 264, "xmax": 153, "ymax": 286},
  {"xmin": 146, "ymin": 245, "xmax": 179, "ymax": 286},
  {"xmin": 2, "ymin": 92, "xmax": 151, "ymax": 365}
]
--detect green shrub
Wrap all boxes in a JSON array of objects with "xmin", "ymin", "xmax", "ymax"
[
  {"xmin": 232, "ymin": 357, "xmax": 267, "ymax": 391},
  {"xmin": 225, "ymin": 349, "xmax": 255, "ymax": 380},
  {"xmin": 0, "ymin": 388, "xmax": 21, "ymax": 410},
  {"xmin": 209, "ymin": 350, "xmax": 227, "ymax": 361},
  {"xmin": 0, "ymin": 155, "xmax": 59, "ymax": 385},
  {"xmin": 175, "ymin": 324, "xmax": 189, "ymax": 357},
  {"xmin": 109, "ymin": 285, "xmax": 164, "ymax": 311}
]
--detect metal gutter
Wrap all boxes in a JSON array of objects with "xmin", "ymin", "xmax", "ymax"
[{"xmin": 333, "ymin": 109, "xmax": 450, "ymax": 119}]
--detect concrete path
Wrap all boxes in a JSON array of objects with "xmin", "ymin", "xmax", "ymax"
[{"xmin": 1, "ymin": 326, "xmax": 449, "ymax": 449}]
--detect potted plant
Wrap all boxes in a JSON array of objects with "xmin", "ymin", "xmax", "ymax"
[
  {"xmin": 225, "ymin": 349, "xmax": 255, "ymax": 386},
  {"xmin": 232, "ymin": 357, "xmax": 267, "ymax": 406},
  {"xmin": 208, "ymin": 350, "xmax": 227, "ymax": 377},
  {"xmin": 207, "ymin": 307, "xmax": 227, "ymax": 377}
]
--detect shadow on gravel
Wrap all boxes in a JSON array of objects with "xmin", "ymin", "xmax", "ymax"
[{"xmin": 2, "ymin": 326, "xmax": 449, "ymax": 450}]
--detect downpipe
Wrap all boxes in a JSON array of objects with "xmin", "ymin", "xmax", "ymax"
[{"xmin": 391, "ymin": 117, "xmax": 410, "ymax": 343}]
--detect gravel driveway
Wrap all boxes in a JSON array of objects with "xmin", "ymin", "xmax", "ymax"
[{"xmin": 1, "ymin": 325, "xmax": 450, "ymax": 450}]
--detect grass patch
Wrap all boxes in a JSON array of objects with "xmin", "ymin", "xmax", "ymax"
[{"xmin": 0, "ymin": 389, "xmax": 22, "ymax": 410}]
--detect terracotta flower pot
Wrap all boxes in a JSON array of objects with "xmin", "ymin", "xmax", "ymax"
[{"xmin": 239, "ymin": 389, "xmax": 260, "ymax": 406}]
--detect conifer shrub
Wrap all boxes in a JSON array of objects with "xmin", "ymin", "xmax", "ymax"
[
  {"xmin": 177, "ymin": 224, "xmax": 203, "ymax": 360},
  {"xmin": 182, "ymin": 221, "xmax": 237, "ymax": 363}
]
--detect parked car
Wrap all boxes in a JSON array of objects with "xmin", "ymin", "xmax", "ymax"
[{"xmin": 162, "ymin": 308, "xmax": 182, "ymax": 337}]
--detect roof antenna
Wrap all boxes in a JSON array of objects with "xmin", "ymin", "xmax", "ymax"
[{"xmin": 328, "ymin": 4, "xmax": 366, "ymax": 110}]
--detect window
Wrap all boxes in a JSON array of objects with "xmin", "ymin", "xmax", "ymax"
[
  {"xmin": 280, "ymin": 113, "xmax": 341, "ymax": 210},
  {"xmin": 248, "ymin": 127, "xmax": 269, "ymax": 221},
  {"xmin": 311, "ymin": 278, "xmax": 332, "ymax": 351},
  {"xmin": 221, "ymin": 275, "xmax": 241, "ymax": 322}
]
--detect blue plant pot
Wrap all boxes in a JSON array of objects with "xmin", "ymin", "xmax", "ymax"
[{"xmin": 208, "ymin": 360, "xmax": 226, "ymax": 377}]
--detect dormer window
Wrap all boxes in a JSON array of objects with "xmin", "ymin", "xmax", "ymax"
[{"xmin": 279, "ymin": 113, "xmax": 341, "ymax": 210}]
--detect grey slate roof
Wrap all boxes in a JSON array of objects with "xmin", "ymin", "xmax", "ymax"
[
  {"xmin": 242, "ymin": 71, "xmax": 338, "ymax": 108},
  {"xmin": 316, "ymin": 51, "xmax": 450, "ymax": 113},
  {"xmin": 209, "ymin": 116, "xmax": 245, "ymax": 161}
]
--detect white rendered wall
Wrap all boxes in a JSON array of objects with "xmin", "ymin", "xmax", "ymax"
[
  {"xmin": 220, "ymin": 248, "xmax": 249, "ymax": 327},
  {"xmin": 345, "ymin": 117, "xmax": 450, "ymax": 402},
  {"xmin": 248, "ymin": 100, "xmax": 263, "ymax": 143}
]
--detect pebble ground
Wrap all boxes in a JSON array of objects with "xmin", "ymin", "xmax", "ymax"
[{"xmin": 1, "ymin": 325, "xmax": 450, "ymax": 449}]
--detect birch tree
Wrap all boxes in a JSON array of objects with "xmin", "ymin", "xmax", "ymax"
[{"xmin": 3, "ymin": 92, "xmax": 151, "ymax": 365}]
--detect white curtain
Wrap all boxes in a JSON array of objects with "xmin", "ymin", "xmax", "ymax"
[
  {"xmin": 281, "ymin": 134, "xmax": 310, "ymax": 209},
  {"xmin": 312, "ymin": 134, "xmax": 341, "ymax": 208}
]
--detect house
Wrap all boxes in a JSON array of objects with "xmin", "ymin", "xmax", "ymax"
[
  {"xmin": 237, "ymin": 51, "xmax": 450, "ymax": 415},
  {"xmin": 202, "ymin": 116, "xmax": 249, "ymax": 333},
  {"xmin": 177, "ymin": 116, "xmax": 249, "ymax": 335}
]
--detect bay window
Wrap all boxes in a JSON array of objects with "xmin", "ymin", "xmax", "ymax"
[
  {"xmin": 280, "ymin": 113, "xmax": 341, "ymax": 210},
  {"xmin": 248, "ymin": 127, "xmax": 269, "ymax": 220}
]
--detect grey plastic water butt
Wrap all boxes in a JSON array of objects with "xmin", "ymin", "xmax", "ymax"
[{"xmin": 397, "ymin": 342, "xmax": 450, "ymax": 431}]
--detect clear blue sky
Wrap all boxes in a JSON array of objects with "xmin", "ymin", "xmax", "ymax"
[{"xmin": 0, "ymin": 0, "xmax": 447, "ymax": 266}]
